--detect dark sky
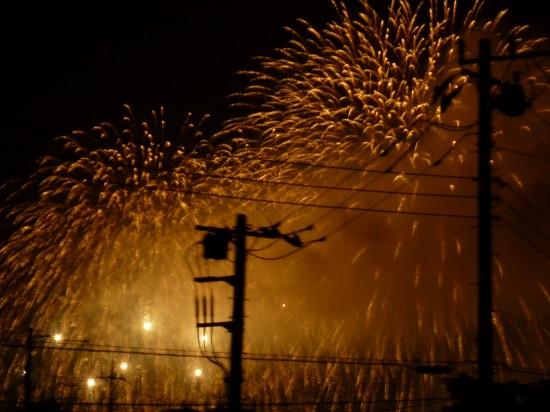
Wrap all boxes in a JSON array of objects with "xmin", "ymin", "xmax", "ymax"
[{"xmin": 1, "ymin": 0, "xmax": 546, "ymax": 184}]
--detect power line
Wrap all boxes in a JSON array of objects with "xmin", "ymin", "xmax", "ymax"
[
  {"xmin": 498, "ymin": 218, "xmax": 550, "ymax": 260},
  {"xmin": 185, "ymin": 170, "xmax": 476, "ymax": 199},
  {"xmin": 495, "ymin": 145, "xmax": 550, "ymax": 162},
  {"xmin": 0, "ymin": 396, "xmax": 454, "ymax": 410},
  {"xmin": 498, "ymin": 198, "xmax": 550, "ymax": 245},
  {"xmin": 3, "ymin": 340, "xmax": 547, "ymax": 377},
  {"xmin": 502, "ymin": 182, "xmax": 550, "ymax": 226},
  {"xmin": 1, "ymin": 171, "xmax": 477, "ymax": 219},
  {"xmin": 0, "ymin": 341, "xmax": 460, "ymax": 369},
  {"xmin": 179, "ymin": 187, "xmax": 476, "ymax": 218}
]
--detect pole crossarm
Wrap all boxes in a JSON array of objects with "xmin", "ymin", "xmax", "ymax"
[
  {"xmin": 194, "ymin": 275, "xmax": 236, "ymax": 286},
  {"xmin": 195, "ymin": 225, "xmax": 232, "ymax": 234},
  {"xmin": 196, "ymin": 321, "xmax": 234, "ymax": 332}
]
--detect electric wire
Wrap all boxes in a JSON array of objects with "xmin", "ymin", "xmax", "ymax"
[
  {"xmin": 497, "ymin": 198, "xmax": 550, "ymax": 246},
  {"xmin": 495, "ymin": 144, "xmax": 550, "ymax": 162},
  {"xmin": 4, "ymin": 339, "xmax": 548, "ymax": 376},
  {"xmin": 501, "ymin": 180, "xmax": 550, "ymax": 226},
  {"xmin": 0, "ymin": 396, "xmax": 455, "ymax": 410},
  {"xmin": 499, "ymin": 217, "xmax": 550, "ymax": 260},
  {"xmin": 2, "ymin": 172, "xmax": 475, "ymax": 218}
]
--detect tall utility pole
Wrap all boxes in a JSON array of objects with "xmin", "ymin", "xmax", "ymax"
[
  {"xmin": 476, "ymin": 37, "xmax": 494, "ymax": 390},
  {"xmin": 458, "ymin": 38, "xmax": 550, "ymax": 394},
  {"xmin": 99, "ymin": 360, "xmax": 126, "ymax": 412},
  {"xmin": 195, "ymin": 214, "xmax": 316, "ymax": 411}
]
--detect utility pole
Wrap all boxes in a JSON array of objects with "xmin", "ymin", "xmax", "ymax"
[
  {"xmin": 24, "ymin": 329, "xmax": 33, "ymax": 412},
  {"xmin": 24, "ymin": 328, "xmax": 51, "ymax": 412},
  {"xmin": 195, "ymin": 214, "xmax": 318, "ymax": 411},
  {"xmin": 476, "ymin": 37, "xmax": 494, "ymax": 391},
  {"xmin": 99, "ymin": 360, "xmax": 126, "ymax": 412},
  {"xmin": 456, "ymin": 37, "xmax": 550, "ymax": 401}
]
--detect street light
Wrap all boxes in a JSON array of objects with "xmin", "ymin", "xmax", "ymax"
[{"xmin": 143, "ymin": 320, "xmax": 152, "ymax": 331}]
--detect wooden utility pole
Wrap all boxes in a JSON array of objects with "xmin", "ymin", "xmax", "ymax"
[
  {"xmin": 227, "ymin": 214, "xmax": 246, "ymax": 412},
  {"xmin": 99, "ymin": 360, "xmax": 126, "ymax": 412},
  {"xmin": 195, "ymin": 214, "xmax": 316, "ymax": 411},
  {"xmin": 196, "ymin": 214, "xmax": 255, "ymax": 411}
]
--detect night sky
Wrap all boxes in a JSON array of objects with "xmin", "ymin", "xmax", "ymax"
[{"xmin": 1, "ymin": 0, "xmax": 546, "ymax": 184}]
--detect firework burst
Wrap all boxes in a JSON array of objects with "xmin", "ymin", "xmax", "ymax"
[
  {"xmin": 0, "ymin": 105, "xmax": 239, "ymax": 407},
  {"xmin": 0, "ymin": 0, "xmax": 549, "ymax": 410},
  {"xmin": 211, "ymin": 0, "xmax": 550, "ymax": 407}
]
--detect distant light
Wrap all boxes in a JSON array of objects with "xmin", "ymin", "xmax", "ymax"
[
  {"xmin": 53, "ymin": 333, "xmax": 62, "ymax": 342},
  {"xmin": 200, "ymin": 334, "xmax": 208, "ymax": 343},
  {"xmin": 120, "ymin": 362, "xmax": 128, "ymax": 371},
  {"xmin": 281, "ymin": 303, "xmax": 286, "ymax": 308},
  {"xmin": 87, "ymin": 378, "xmax": 96, "ymax": 388},
  {"xmin": 143, "ymin": 321, "xmax": 152, "ymax": 331},
  {"xmin": 194, "ymin": 368, "xmax": 202, "ymax": 377}
]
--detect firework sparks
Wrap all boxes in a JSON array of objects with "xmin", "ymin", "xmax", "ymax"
[{"xmin": 0, "ymin": 1, "xmax": 549, "ymax": 410}]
